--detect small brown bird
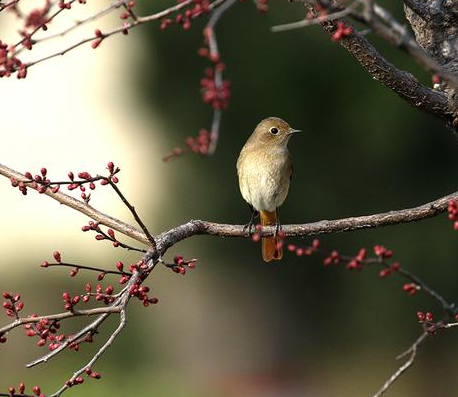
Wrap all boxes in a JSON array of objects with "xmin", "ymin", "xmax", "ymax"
[{"xmin": 237, "ymin": 117, "xmax": 301, "ymax": 262}]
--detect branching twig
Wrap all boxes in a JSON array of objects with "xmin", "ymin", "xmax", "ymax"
[
  {"xmin": 204, "ymin": 0, "xmax": 237, "ymax": 155},
  {"xmin": 0, "ymin": 306, "xmax": 121, "ymax": 336},
  {"xmin": 373, "ymin": 332, "xmax": 428, "ymax": 397},
  {"xmin": 107, "ymin": 179, "xmax": 157, "ymax": 252},
  {"xmin": 271, "ymin": 4, "xmax": 356, "ymax": 32}
]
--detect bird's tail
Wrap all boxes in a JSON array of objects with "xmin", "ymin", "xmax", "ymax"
[{"xmin": 260, "ymin": 209, "xmax": 282, "ymax": 262}]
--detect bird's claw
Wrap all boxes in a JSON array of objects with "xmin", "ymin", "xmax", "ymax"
[
  {"xmin": 274, "ymin": 220, "xmax": 282, "ymax": 238},
  {"xmin": 243, "ymin": 221, "xmax": 256, "ymax": 237}
]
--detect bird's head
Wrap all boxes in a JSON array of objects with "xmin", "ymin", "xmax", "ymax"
[{"xmin": 252, "ymin": 117, "xmax": 301, "ymax": 147}]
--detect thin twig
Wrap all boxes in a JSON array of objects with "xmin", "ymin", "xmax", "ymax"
[
  {"xmin": 43, "ymin": 261, "xmax": 132, "ymax": 276},
  {"xmin": 33, "ymin": 0, "xmax": 125, "ymax": 45},
  {"xmin": 271, "ymin": 5, "xmax": 355, "ymax": 32},
  {"xmin": 107, "ymin": 179, "xmax": 157, "ymax": 252},
  {"xmin": 205, "ymin": 0, "xmax": 238, "ymax": 155},
  {"xmin": 49, "ymin": 309, "xmax": 127, "ymax": 397},
  {"xmin": 0, "ymin": 306, "xmax": 121, "ymax": 336},
  {"xmin": 373, "ymin": 332, "xmax": 428, "ymax": 397}
]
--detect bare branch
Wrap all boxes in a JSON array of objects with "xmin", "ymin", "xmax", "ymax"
[
  {"xmin": 49, "ymin": 310, "xmax": 127, "ymax": 397},
  {"xmin": 2, "ymin": 163, "xmax": 457, "ymax": 255},
  {"xmin": 0, "ymin": 306, "xmax": 121, "ymax": 336},
  {"xmin": 107, "ymin": 179, "xmax": 157, "ymax": 251},
  {"xmin": 319, "ymin": 19, "xmax": 453, "ymax": 121},
  {"xmin": 373, "ymin": 332, "xmax": 428, "ymax": 397},
  {"xmin": 401, "ymin": 0, "xmax": 431, "ymax": 20},
  {"xmin": 205, "ymin": 0, "xmax": 238, "ymax": 155},
  {"xmin": 156, "ymin": 189, "xmax": 458, "ymax": 253},
  {"xmin": 0, "ymin": 163, "xmax": 149, "ymax": 245},
  {"xmin": 271, "ymin": 5, "xmax": 355, "ymax": 32}
]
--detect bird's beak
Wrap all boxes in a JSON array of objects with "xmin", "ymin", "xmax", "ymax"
[{"xmin": 288, "ymin": 128, "xmax": 302, "ymax": 134}]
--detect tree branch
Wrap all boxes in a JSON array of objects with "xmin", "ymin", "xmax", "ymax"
[
  {"xmin": 320, "ymin": 19, "xmax": 453, "ymax": 121},
  {"xmin": 2, "ymin": 163, "xmax": 457, "ymax": 256},
  {"xmin": 373, "ymin": 332, "xmax": 428, "ymax": 397},
  {"xmin": 400, "ymin": 0, "xmax": 431, "ymax": 20},
  {"xmin": 0, "ymin": 163, "xmax": 149, "ymax": 246},
  {"xmin": 156, "ymin": 189, "xmax": 458, "ymax": 253}
]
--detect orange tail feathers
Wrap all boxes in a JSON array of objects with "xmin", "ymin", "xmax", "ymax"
[{"xmin": 260, "ymin": 210, "xmax": 282, "ymax": 262}]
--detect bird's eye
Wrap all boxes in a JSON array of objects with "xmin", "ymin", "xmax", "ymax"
[{"xmin": 269, "ymin": 127, "xmax": 279, "ymax": 135}]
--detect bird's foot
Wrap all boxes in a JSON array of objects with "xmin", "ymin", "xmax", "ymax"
[
  {"xmin": 243, "ymin": 210, "xmax": 259, "ymax": 237},
  {"xmin": 243, "ymin": 220, "xmax": 256, "ymax": 237},
  {"xmin": 274, "ymin": 220, "xmax": 283, "ymax": 238}
]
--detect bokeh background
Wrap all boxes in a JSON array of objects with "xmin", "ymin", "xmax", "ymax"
[{"xmin": 1, "ymin": 1, "xmax": 458, "ymax": 396}]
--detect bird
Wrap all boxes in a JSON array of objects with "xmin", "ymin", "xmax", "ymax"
[{"xmin": 237, "ymin": 117, "xmax": 301, "ymax": 262}]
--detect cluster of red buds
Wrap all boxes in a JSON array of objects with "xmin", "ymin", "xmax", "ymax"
[
  {"xmin": 403, "ymin": 283, "xmax": 420, "ymax": 296},
  {"xmin": 447, "ymin": 199, "xmax": 458, "ymax": 230},
  {"xmin": 23, "ymin": 0, "xmax": 52, "ymax": 30},
  {"xmin": 10, "ymin": 162, "xmax": 120, "ymax": 203},
  {"xmin": 166, "ymin": 255, "xmax": 197, "ymax": 275},
  {"xmin": 58, "ymin": 1, "xmax": 74, "ymax": 9},
  {"xmin": 85, "ymin": 283, "xmax": 115, "ymax": 305},
  {"xmin": 187, "ymin": 129, "xmax": 211, "ymax": 155},
  {"xmin": 119, "ymin": 1, "xmax": 136, "ymax": 20},
  {"xmin": 5, "ymin": 384, "xmax": 45, "ymax": 397},
  {"xmin": 416, "ymin": 311, "xmax": 438, "ymax": 334},
  {"xmin": 160, "ymin": 0, "xmax": 211, "ymax": 30},
  {"xmin": 323, "ymin": 249, "xmax": 340, "ymax": 266},
  {"xmin": 4, "ymin": 382, "xmax": 41, "ymax": 397},
  {"xmin": 10, "ymin": 167, "xmax": 52, "ymax": 195},
  {"xmin": 0, "ymin": 40, "xmax": 26, "ymax": 78},
  {"xmin": 82, "ymin": 221, "xmax": 124, "ymax": 248},
  {"xmin": 374, "ymin": 245, "xmax": 393, "ymax": 259},
  {"xmin": 200, "ymin": 66, "xmax": 231, "ymax": 110},
  {"xmin": 62, "ymin": 291, "xmax": 82, "ymax": 311},
  {"xmin": 417, "ymin": 311, "xmax": 433, "ymax": 323},
  {"xmin": 331, "ymin": 21, "xmax": 353, "ymax": 42},
  {"xmin": 91, "ymin": 28, "xmax": 105, "ymax": 49},
  {"xmin": 163, "ymin": 129, "xmax": 212, "ymax": 161},
  {"xmin": 64, "ymin": 367, "xmax": 101, "ymax": 389},
  {"xmin": 379, "ymin": 262, "xmax": 400, "ymax": 278},
  {"xmin": 287, "ymin": 239, "xmax": 320, "ymax": 257},
  {"xmin": 24, "ymin": 315, "xmax": 63, "ymax": 350},
  {"xmin": 254, "ymin": 237, "xmax": 423, "ymax": 299},
  {"xmin": 345, "ymin": 248, "xmax": 367, "ymax": 271},
  {"xmin": 85, "ymin": 367, "xmax": 102, "ymax": 380},
  {"xmin": 2, "ymin": 292, "xmax": 24, "ymax": 318},
  {"xmin": 129, "ymin": 283, "xmax": 158, "ymax": 306}
]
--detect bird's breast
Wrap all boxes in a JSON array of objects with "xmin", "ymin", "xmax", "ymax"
[{"xmin": 237, "ymin": 147, "xmax": 291, "ymax": 212}]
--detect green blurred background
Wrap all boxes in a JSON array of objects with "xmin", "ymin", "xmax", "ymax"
[{"xmin": 1, "ymin": 0, "xmax": 458, "ymax": 396}]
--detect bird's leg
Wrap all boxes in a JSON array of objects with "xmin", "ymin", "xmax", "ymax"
[
  {"xmin": 243, "ymin": 205, "xmax": 259, "ymax": 237},
  {"xmin": 274, "ymin": 207, "xmax": 282, "ymax": 238}
]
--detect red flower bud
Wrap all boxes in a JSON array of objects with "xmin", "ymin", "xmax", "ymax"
[{"xmin": 53, "ymin": 251, "xmax": 61, "ymax": 262}]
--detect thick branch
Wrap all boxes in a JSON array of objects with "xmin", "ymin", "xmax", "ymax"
[
  {"xmin": 320, "ymin": 20, "xmax": 453, "ymax": 121},
  {"xmin": 1, "ymin": 163, "xmax": 457, "ymax": 256},
  {"xmin": 400, "ymin": 0, "xmax": 430, "ymax": 20},
  {"xmin": 156, "ymin": 190, "xmax": 458, "ymax": 253}
]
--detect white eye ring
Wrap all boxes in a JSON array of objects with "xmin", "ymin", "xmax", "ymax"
[{"xmin": 269, "ymin": 127, "xmax": 279, "ymax": 135}]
